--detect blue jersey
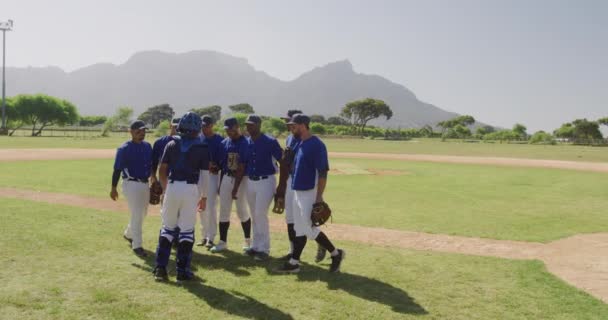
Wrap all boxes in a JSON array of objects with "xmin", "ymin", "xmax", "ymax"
[
  {"xmin": 286, "ymin": 134, "xmax": 301, "ymax": 176},
  {"xmin": 291, "ymin": 136, "xmax": 329, "ymax": 191},
  {"xmin": 200, "ymin": 133, "xmax": 224, "ymax": 165},
  {"xmin": 218, "ymin": 136, "xmax": 248, "ymax": 174},
  {"xmin": 245, "ymin": 134, "xmax": 283, "ymax": 177},
  {"xmin": 113, "ymin": 141, "xmax": 153, "ymax": 180},
  {"xmin": 161, "ymin": 137, "xmax": 209, "ymax": 183},
  {"xmin": 152, "ymin": 135, "xmax": 176, "ymax": 171}
]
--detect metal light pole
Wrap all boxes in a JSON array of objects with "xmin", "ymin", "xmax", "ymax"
[{"xmin": 0, "ymin": 20, "xmax": 13, "ymax": 136}]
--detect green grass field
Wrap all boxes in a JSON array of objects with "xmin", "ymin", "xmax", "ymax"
[
  {"xmin": 2, "ymin": 158, "xmax": 607, "ymax": 242},
  {"xmin": 2, "ymin": 135, "xmax": 608, "ymax": 162},
  {"xmin": 1, "ymin": 198, "xmax": 606, "ymax": 320}
]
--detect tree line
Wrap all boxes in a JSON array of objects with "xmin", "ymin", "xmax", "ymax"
[{"xmin": 3, "ymin": 93, "xmax": 607, "ymax": 145}]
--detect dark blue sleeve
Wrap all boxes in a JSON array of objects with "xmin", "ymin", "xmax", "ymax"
[
  {"xmin": 271, "ymin": 138, "xmax": 283, "ymax": 160},
  {"xmin": 151, "ymin": 139, "xmax": 162, "ymax": 169},
  {"xmin": 238, "ymin": 140, "xmax": 248, "ymax": 164},
  {"xmin": 313, "ymin": 140, "xmax": 329, "ymax": 172},
  {"xmin": 160, "ymin": 142, "xmax": 174, "ymax": 165},
  {"xmin": 113, "ymin": 147, "xmax": 125, "ymax": 170}
]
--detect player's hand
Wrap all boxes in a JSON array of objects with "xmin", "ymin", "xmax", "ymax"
[
  {"xmin": 110, "ymin": 188, "xmax": 119, "ymax": 201},
  {"xmin": 231, "ymin": 188, "xmax": 238, "ymax": 200},
  {"xmin": 315, "ymin": 195, "xmax": 324, "ymax": 203},
  {"xmin": 198, "ymin": 198, "xmax": 207, "ymax": 211}
]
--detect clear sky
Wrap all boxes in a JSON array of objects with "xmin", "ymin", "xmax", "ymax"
[{"xmin": 2, "ymin": 0, "xmax": 607, "ymax": 131}]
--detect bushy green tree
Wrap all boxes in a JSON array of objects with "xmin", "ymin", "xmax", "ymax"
[
  {"xmin": 228, "ymin": 103, "xmax": 255, "ymax": 114},
  {"xmin": 340, "ymin": 98, "xmax": 392, "ymax": 135},
  {"xmin": 138, "ymin": 104, "xmax": 174, "ymax": 128},
  {"xmin": 10, "ymin": 94, "xmax": 80, "ymax": 136},
  {"xmin": 102, "ymin": 107, "xmax": 133, "ymax": 137},
  {"xmin": 190, "ymin": 105, "xmax": 222, "ymax": 121}
]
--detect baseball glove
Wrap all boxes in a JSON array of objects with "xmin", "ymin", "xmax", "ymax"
[
  {"xmin": 311, "ymin": 202, "xmax": 332, "ymax": 226},
  {"xmin": 149, "ymin": 181, "xmax": 163, "ymax": 205}
]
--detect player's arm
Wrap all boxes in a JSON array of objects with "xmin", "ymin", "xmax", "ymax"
[
  {"xmin": 110, "ymin": 147, "xmax": 124, "ymax": 201},
  {"xmin": 315, "ymin": 142, "xmax": 330, "ymax": 203},
  {"xmin": 232, "ymin": 163, "xmax": 245, "ymax": 200},
  {"xmin": 150, "ymin": 141, "xmax": 161, "ymax": 182},
  {"xmin": 158, "ymin": 142, "xmax": 173, "ymax": 191}
]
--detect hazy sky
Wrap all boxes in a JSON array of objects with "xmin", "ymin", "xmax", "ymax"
[{"xmin": 3, "ymin": 0, "xmax": 607, "ymax": 131}]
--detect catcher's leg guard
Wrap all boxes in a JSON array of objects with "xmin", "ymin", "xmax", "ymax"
[
  {"xmin": 176, "ymin": 232, "xmax": 194, "ymax": 275},
  {"xmin": 155, "ymin": 228, "xmax": 177, "ymax": 268}
]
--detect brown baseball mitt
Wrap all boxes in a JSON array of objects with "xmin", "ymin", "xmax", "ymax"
[
  {"xmin": 149, "ymin": 181, "xmax": 163, "ymax": 205},
  {"xmin": 311, "ymin": 202, "xmax": 332, "ymax": 226}
]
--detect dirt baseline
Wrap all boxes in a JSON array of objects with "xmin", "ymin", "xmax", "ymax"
[
  {"xmin": 1, "ymin": 187, "xmax": 606, "ymax": 303},
  {"xmin": 2, "ymin": 148, "xmax": 608, "ymax": 173}
]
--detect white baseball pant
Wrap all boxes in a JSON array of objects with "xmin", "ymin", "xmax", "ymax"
[
  {"xmin": 219, "ymin": 176, "xmax": 250, "ymax": 223},
  {"xmin": 122, "ymin": 180, "xmax": 149, "ymax": 249},
  {"xmin": 161, "ymin": 181, "xmax": 199, "ymax": 237},
  {"xmin": 293, "ymin": 188, "xmax": 321, "ymax": 240},
  {"xmin": 198, "ymin": 170, "xmax": 220, "ymax": 242},
  {"xmin": 246, "ymin": 175, "xmax": 276, "ymax": 254}
]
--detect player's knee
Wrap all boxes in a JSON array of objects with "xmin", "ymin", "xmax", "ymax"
[
  {"xmin": 160, "ymin": 227, "xmax": 178, "ymax": 243},
  {"xmin": 178, "ymin": 230, "xmax": 195, "ymax": 243}
]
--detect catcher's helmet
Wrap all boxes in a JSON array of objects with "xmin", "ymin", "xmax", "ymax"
[{"xmin": 177, "ymin": 112, "xmax": 202, "ymax": 135}]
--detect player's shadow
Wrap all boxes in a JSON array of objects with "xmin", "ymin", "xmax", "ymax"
[
  {"xmin": 132, "ymin": 249, "xmax": 293, "ymax": 320},
  {"xmin": 265, "ymin": 262, "xmax": 427, "ymax": 315}
]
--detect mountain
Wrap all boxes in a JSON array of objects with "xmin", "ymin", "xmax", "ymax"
[{"xmin": 6, "ymin": 50, "xmax": 461, "ymax": 128}]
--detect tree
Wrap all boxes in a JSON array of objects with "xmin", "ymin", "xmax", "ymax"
[
  {"xmin": 572, "ymin": 119, "xmax": 603, "ymax": 142},
  {"xmin": 554, "ymin": 123, "xmax": 575, "ymax": 140},
  {"xmin": 310, "ymin": 123, "xmax": 326, "ymax": 135},
  {"xmin": 512, "ymin": 123, "xmax": 528, "ymax": 140},
  {"xmin": 437, "ymin": 115, "xmax": 476, "ymax": 134},
  {"xmin": 262, "ymin": 117, "xmax": 288, "ymax": 137},
  {"xmin": 4, "ymin": 97, "xmax": 25, "ymax": 135},
  {"xmin": 10, "ymin": 94, "xmax": 80, "ymax": 136},
  {"xmin": 598, "ymin": 117, "xmax": 608, "ymax": 127},
  {"xmin": 228, "ymin": 103, "xmax": 255, "ymax": 114},
  {"xmin": 340, "ymin": 98, "xmax": 393, "ymax": 135},
  {"xmin": 475, "ymin": 125, "xmax": 495, "ymax": 138},
  {"xmin": 79, "ymin": 115, "xmax": 108, "ymax": 127},
  {"xmin": 419, "ymin": 124, "xmax": 434, "ymax": 137},
  {"xmin": 326, "ymin": 116, "xmax": 349, "ymax": 126},
  {"xmin": 310, "ymin": 114, "xmax": 326, "ymax": 124},
  {"xmin": 529, "ymin": 131, "xmax": 556, "ymax": 145},
  {"xmin": 190, "ymin": 105, "xmax": 222, "ymax": 122},
  {"xmin": 138, "ymin": 103, "xmax": 174, "ymax": 128},
  {"xmin": 102, "ymin": 106, "xmax": 133, "ymax": 137}
]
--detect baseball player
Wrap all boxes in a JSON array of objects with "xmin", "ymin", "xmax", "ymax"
[
  {"xmin": 209, "ymin": 117, "xmax": 252, "ymax": 253},
  {"xmin": 243, "ymin": 115, "xmax": 283, "ymax": 261},
  {"xmin": 110, "ymin": 120, "xmax": 153, "ymax": 258},
  {"xmin": 151, "ymin": 118, "xmax": 179, "ymax": 184},
  {"xmin": 276, "ymin": 114, "xmax": 344, "ymax": 273},
  {"xmin": 275, "ymin": 110, "xmax": 326, "ymax": 263},
  {"xmin": 153, "ymin": 112, "xmax": 209, "ymax": 282},
  {"xmin": 196, "ymin": 115, "xmax": 224, "ymax": 249}
]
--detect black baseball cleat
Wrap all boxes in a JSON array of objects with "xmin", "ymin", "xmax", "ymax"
[
  {"xmin": 275, "ymin": 262, "xmax": 300, "ymax": 273},
  {"xmin": 315, "ymin": 245, "xmax": 327, "ymax": 263},
  {"xmin": 153, "ymin": 267, "xmax": 168, "ymax": 282},
  {"xmin": 133, "ymin": 248, "xmax": 148, "ymax": 257},
  {"xmin": 244, "ymin": 248, "xmax": 258, "ymax": 257},
  {"xmin": 329, "ymin": 249, "xmax": 345, "ymax": 273},
  {"xmin": 278, "ymin": 253, "xmax": 293, "ymax": 261},
  {"xmin": 254, "ymin": 252, "xmax": 270, "ymax": 261},
  {"xmin": 176, "ymin": 271, "xmax": 195, "ymax": 282}
]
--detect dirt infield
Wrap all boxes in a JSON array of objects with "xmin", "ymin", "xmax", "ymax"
[
  {"xmin": 2, "ymin": 148, "xmax": 608, "ymax": 172},
  {"xmin": 2, "ymin": 186, "xmax": 606, "ymax": 303}
]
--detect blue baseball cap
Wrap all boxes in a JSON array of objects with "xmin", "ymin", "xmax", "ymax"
[
  {"xmin": 201, "ymin": 115, "xmax": 215, "ymax": 126},
  {"xmin": 287, "ymin": 114, "xmax": 310, "ymax": 126},
  {"xmin": 223, "ymin": 117, "xmax": 239, "ymax": 129},
  {"xmin": 245, "ymin": 114, "xmax": 262, "ymax": 125},
  {"xmin": 130, "ymin": 120, "xmax": 148, "ymax": 130}
]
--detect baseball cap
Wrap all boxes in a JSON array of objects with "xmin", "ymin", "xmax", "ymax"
[
  {"xmin": 287, "ymin": 114, "xmax": 310, "ymax": 126},
  {"xmin": 245, "ymin": 114, "xmax": 262, "ymax": 125},
  {"xmin": 281, "ymin": 110, "xmax": 302, "ymax": 121},
  {"xmin": 130, "ymin": 120, "xmax": 148, "ymax": 130},
  {"xmin": 170, "ymin": 118, "xmax": 180, "ymax": 127},
  {"xmin": 201, "ymin": 115, "xmax": 215, "ymax": 126},
  {"xmin": 223, "ymin": 117, "xmax": 239, "ymax": 129}
]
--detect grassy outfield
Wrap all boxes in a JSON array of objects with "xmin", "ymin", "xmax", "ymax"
[
  {"xmin": 1, "ymin": 159, "xmax": 607, "ymax": 242},
  {"xmin": 1, "ymin": 198, "xmax": 606, "ymax": 320},
  {"xmin": 2, "ymin": 135, "xmax": 608, "ymax": 162}
]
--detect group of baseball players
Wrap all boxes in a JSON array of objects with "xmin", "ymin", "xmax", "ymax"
[{"xmin": 110, "ymin": 110, "xmax": 345, "ymax": 282}]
